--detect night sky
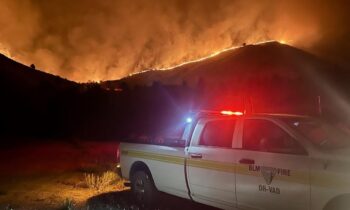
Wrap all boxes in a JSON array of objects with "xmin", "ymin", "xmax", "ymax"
[{"xmin": 0, "ymin": 0, "xmax": 350, "ymax": 82}]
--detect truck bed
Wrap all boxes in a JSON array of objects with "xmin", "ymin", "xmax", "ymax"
[{"xmin": 120, "ymin": 142, "xmax": 190, "ymax": 200}]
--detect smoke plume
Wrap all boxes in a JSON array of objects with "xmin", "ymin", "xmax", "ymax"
[{"xmin": 0, "ymin": 0, "xmax": 349, "ymax": 82}]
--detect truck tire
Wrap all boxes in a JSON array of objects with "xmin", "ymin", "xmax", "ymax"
[{"xmin": 131, "ymin": 170, "xmax": 158, "ymax": 206}]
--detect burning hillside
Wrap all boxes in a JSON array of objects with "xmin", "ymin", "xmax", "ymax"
[
  {"xmin": 102, "ymin": 41, "xmax": 350, "ymax": 121},
  {"xmin": 106, "ymin": 41, "xmax": 341, "ymax": 87},
  {"xmin": 0, "ymin": 40, "xmax": 349, "ymax": 141},
  {"xmin": 0, "ymin": 0, "xmax": 350, "ymax": 82}
]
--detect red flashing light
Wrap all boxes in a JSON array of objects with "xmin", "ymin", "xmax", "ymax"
[{"xmin": 220, "ymin": 110, "xmax": 244, "ymax": 116}]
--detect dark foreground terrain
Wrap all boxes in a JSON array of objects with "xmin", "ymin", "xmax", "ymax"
[{"xmin": 0, "ymin": 141, "xmax": 215, "ymax": 210}]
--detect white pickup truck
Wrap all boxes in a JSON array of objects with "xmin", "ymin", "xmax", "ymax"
[{"xmin": 119, "ymin": 111, "xmax": 350, "ymax": 210}]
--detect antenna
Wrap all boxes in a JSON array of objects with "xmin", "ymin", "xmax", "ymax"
[
  {"xmin": 243, "ymin": 95, "xmax": 254, "ymax": 114},
  {"xmin": 242, "ymin": 95, "xmax": 246, "ymax": 114},
  {"xmin": 249, "ymin": 96, "xmax": 254, "ymax": 114}
]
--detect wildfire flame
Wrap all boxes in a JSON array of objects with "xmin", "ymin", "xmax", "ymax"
[
  {"xmin": 278, "ymin": 39, "xmax": 291, "ymax": 45},
  {"xmin": 128, "ymin": 40, "xmax": 287, "ymax": 77},
  {"xmin": 0, "ymin": 43, "xmax": 17, "ymax": 60},
  {"xmin": 0, "ymin": 43, "xmax": 14, "ymax": 60}
]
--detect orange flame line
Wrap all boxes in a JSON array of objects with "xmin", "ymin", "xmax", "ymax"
[{"xmin": 128, "ymin": 40, "xmax": 278, "ymax": 77}]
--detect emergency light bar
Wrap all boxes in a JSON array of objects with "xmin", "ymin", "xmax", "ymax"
[
  {"xmin": 188, "ymin": 110, "xmax": 244, "ymax": 120},
  {"xmin": 220, "ymin": 110, "xmax": 244, "ymax": 116}
]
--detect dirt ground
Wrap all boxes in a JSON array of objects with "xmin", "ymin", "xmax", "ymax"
[
  {"xmin": 0, "ymin": 141, "xmax": 125, "ymax": 209},
  {"xmin": 0, "ymin": 141, "xmax": 215, "ymax": 210}
]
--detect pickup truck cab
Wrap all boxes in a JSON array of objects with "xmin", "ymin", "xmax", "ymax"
[{"xmin": 120, "ymin": 111, "xmax": 350, "ymax": 210}]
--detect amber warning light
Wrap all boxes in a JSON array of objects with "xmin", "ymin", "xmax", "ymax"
[
  {"xmin": 220, "ymin": 110, "xmax": 244, "ymax": 116},
  {"xmin": 186, "ymin": 110, "xmax": 244, "ymax": 122}
]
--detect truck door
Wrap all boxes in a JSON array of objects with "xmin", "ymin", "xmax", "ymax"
[
  {"xmin": 186, "ymin": 118, "xmax": 238, "ymax": 209},
  {"xmin": 235, "ymin": 119, "xmax": 310, "ymax": 210}
]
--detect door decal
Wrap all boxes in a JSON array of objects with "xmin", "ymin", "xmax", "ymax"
[{"xmin": 261, "ymin": 167, "xmax": 277, "ymax": 185}]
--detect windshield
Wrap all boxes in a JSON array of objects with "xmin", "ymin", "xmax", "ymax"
[{"xmin": 281, "ymin": 117, "xmax": 350, "ymax": 150}]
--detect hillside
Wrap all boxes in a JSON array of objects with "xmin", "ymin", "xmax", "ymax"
[
  {"xmin": 0, "ymin": 52, "xmax": 184, "ymax": 142},
  {"xmin": 103, "ymin": 41, "xmax": 350, "ymax": 118},
  {"xmin": 1, "ymin": 42, "xmax": 349, "ymax": 142},
  {"xmin": 0, "ymin": 54, "xmax": 78, "ymax": 90},
  {"xmin": 0, "ymin": 54, "xmax": 82, "ymax": 141},
  {"xmin": 104, "ymin": 41, "xmax": 346, "ymax": 88}
]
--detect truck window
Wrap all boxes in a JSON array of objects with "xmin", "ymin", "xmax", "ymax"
[
  {"xmin": 199, "ymin": 119, "xmax": 236, "ymax": 148},
  {"xmin": 243, "ymin": 119, "xmax": 306, "ymax": 155},
  {"xmin": 282, "ymin": 117, "xmax": 350, "ymax": 150}
]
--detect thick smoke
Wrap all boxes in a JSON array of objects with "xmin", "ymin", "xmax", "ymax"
[{"xmin": 0, "ymin": 0, "xmax": 349, "ymax": 82}]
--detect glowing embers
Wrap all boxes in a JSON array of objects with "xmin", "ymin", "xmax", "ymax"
[
  {"xmin": 278, "ymin": 39, "xmax": 292, "ymax": 45},
  {"xmin": 220, "ymin": 110, "xmax": 244, "ymax": 116},
  {"xmin": 279, "ymin": 40, "xmax": 287, "ymax": 44}
]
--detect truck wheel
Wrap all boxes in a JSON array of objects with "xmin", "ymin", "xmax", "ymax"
[{"xmin": 131, "ymin": 170, "xmax": 158, "ymax": 206}]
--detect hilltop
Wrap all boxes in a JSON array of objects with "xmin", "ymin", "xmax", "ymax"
[{"xmin": 104, "ymin": 41, "xmax": 347, "ymax": 88}]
